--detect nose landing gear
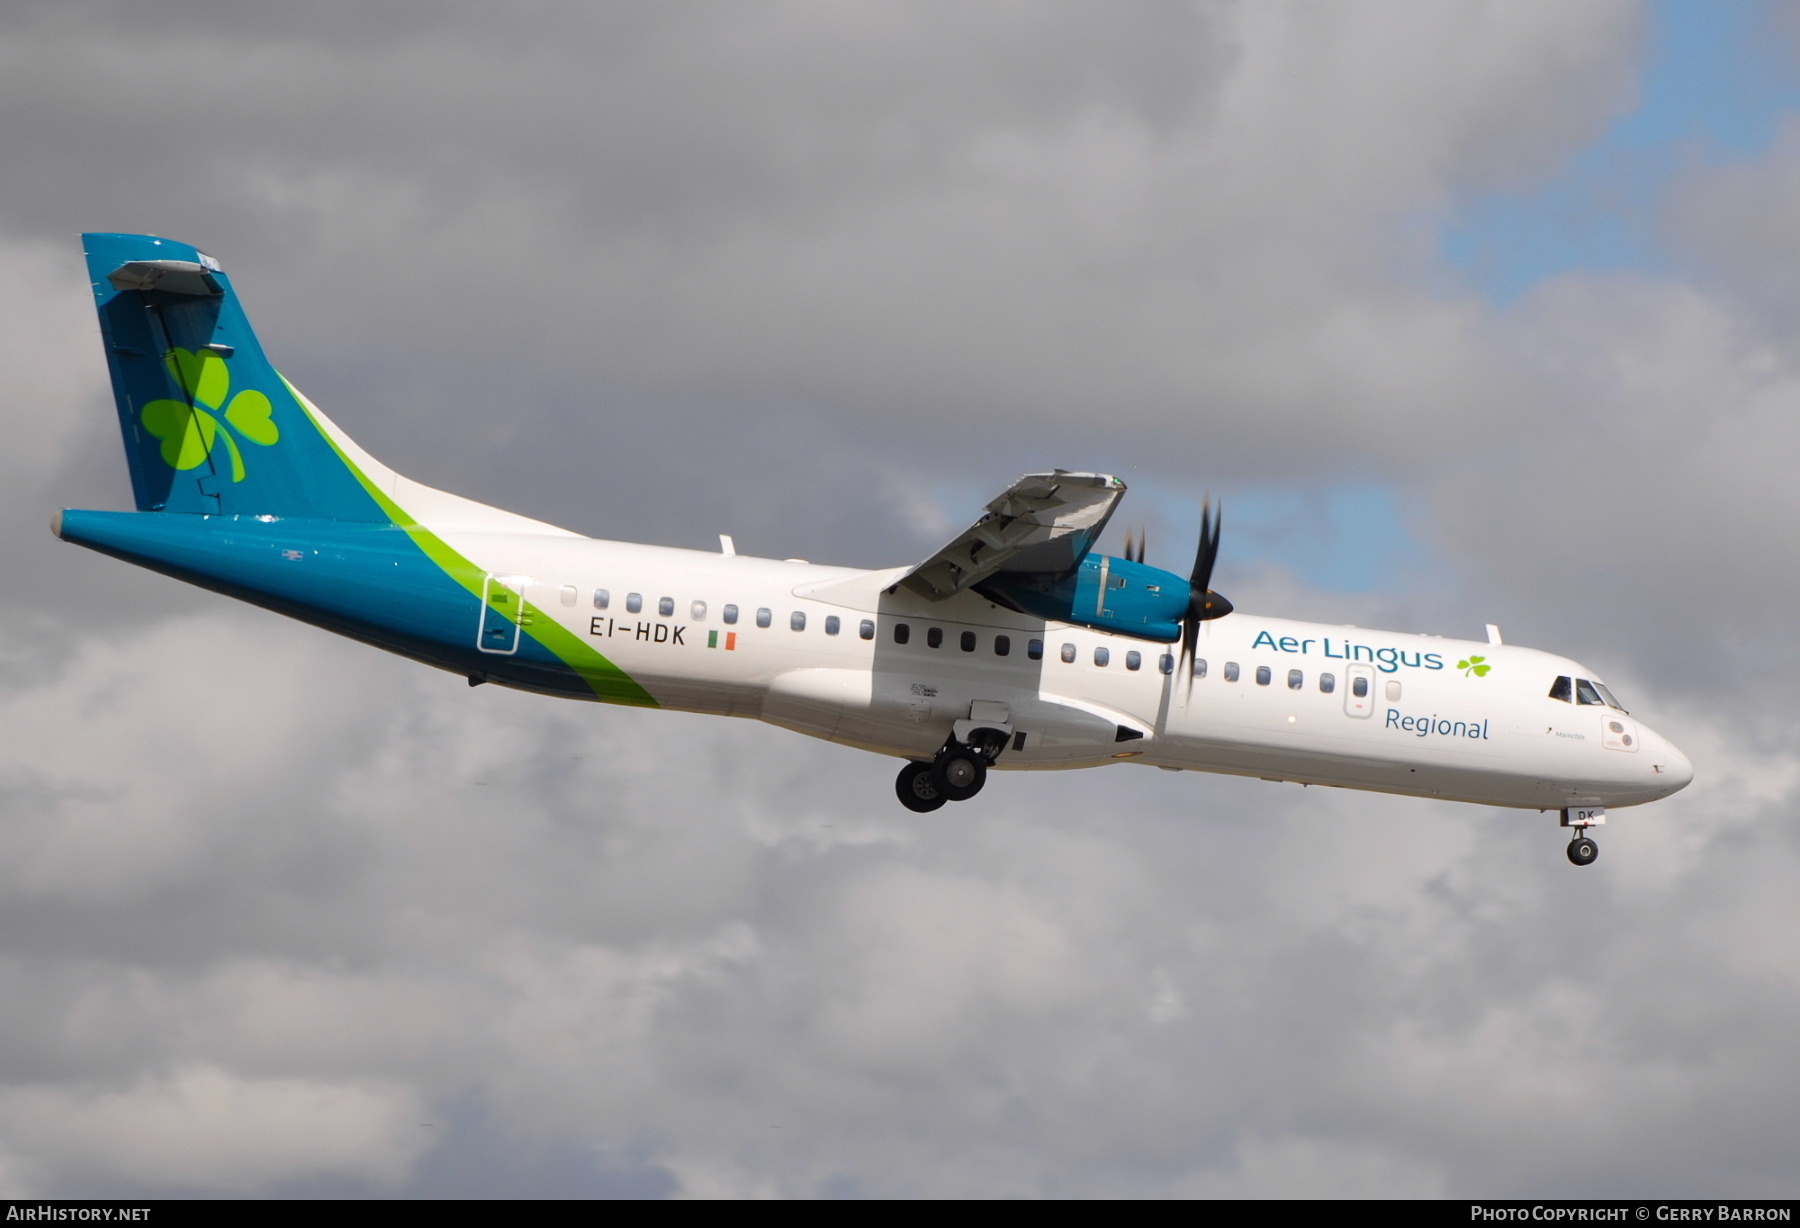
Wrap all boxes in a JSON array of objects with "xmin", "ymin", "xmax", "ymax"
[
  {"xmin": 895, "ymin": 728, "xmax": 1008, "ymax": 812},
  {"xmin": 1560, "ymin": 806, "xmax": 1605, "ymax": 867}
]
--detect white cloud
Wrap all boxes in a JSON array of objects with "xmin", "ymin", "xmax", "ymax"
[{"xmin": 0, "ymin": 1065, "xmax": 428, "ymax": 1194}]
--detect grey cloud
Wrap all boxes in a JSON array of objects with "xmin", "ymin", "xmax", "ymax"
[
  {"xmin": 0, "ymin": 1, "xmax": 1640, "ymax": 488},
  {"xmin": 1665, "ymin": 117, "xmax": 1800, "ymax": 341},
  {"xmin": 0, "ymin": 608, "xmax": 1794, "ymax": 1196}
]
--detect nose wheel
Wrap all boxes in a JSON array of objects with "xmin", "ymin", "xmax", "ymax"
[{"xmin": 1560, "ymin": 806, "xmax": 1604, "ymax": 867}]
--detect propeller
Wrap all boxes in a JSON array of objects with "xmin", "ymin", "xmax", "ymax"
[{"xmin": 1178, "ymin": 497, "xmax": 1232, "ymax": 689}]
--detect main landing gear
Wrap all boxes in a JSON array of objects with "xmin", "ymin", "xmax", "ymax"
[
  {"xmin": 895, "ymin": 729, "xmax": 1007, "ymax": 813},
  {"xmin": 1561, "ymin": 806, "xmax": 1605, "ymax": 866}
]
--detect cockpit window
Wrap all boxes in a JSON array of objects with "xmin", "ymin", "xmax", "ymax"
[
  {"xmin": 1575, "ymin": 678, "xmax": 1605, "ymax": 706},
  {"xmin": 1549, "ymin": 676, "xmax": 1573, "ymax": 703},
  {"xmin": 1594, "ymin": 681, "xmax": 1627, "ymax": 712}
]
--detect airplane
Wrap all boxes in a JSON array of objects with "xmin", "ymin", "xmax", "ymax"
[{"xmin": 54, "ymin": 233, "xmax": 1693, "ymax": 867}]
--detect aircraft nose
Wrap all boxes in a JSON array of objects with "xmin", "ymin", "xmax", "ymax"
[{"xmin": 1650, "ymin": 731, "xmax": 1694, "ymax": 796}]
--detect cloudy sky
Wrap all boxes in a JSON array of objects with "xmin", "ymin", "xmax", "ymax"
[{"xmin": 0, "ymin": 0, "xmax": 1796, "ymax": 1198}]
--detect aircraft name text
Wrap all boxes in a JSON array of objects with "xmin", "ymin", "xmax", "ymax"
[{"xmin": 1252, "ymin": 630, "xmax": 1445, "ymax": 673}]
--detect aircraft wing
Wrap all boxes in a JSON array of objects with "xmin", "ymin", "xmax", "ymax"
[{"xmin": 894, "ymin": 470, "xmax": 1126, "ymax": 600}]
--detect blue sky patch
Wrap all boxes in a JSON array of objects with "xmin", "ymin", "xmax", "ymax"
[
  {"xmin": 1441, "ymin": 0, "xmax": 1800, "ymax": 303},
  {"xmin": 1119, "ymin": 479, "xmax": 1435, "ymax": 595}
]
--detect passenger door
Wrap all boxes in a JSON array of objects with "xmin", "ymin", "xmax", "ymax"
[{"xmin": 1344, "ymin": 663, "xmax": 1376, "ymax": 718}]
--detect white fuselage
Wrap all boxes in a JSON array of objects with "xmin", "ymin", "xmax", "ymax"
[{"xmin": 444, "ymin": 530, "xmax": 1693, "ymax": 813}]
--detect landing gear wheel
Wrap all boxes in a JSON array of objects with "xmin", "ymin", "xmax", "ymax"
[
  {"xmin": 896, "ymin": 761, "xmax": 946, "ymax": 813},
  {"xmin": 932, "ymin": 745, "xmax": 988, "ymax": 802},
  {"xmin": 1567, "ymin": 836, "xmax": 1599, "ymax": 867}
]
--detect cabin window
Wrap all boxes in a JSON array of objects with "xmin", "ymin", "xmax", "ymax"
[
  {"xmin": 994, "ymin": 635, "xmax": 1011, "ymax": 656},
  {"xmin": 756, "ymin": 607, "xmax": 772, "ymax": 628},
  {"xmin": 927, "ymin": 627, "xmax": 943, "ymax": 649},
  {"xmin": 658, "ymin": 596, "xmax": 674, "ymax": 617},
  {"xmin": 1288, "ymin": 669, "xmax": 1304, "ymax": 690},
  {"xmin": 1595, "ymin": 681, "xmax": 1626, "ymax": 711},
  {"xmin": 560, "ymin": 585, "xmax": 577, "ymax": 607},
  {"xmin": 790, "ymin": 611, "xmax": 806, "ymax": 631},
  {"xmin": 626, "ymin": 593, "xmax": 643, "ymax": 614},
  {"xmin": 1028, "ymin": 639, "xmax": 1044, "ymax": 661},
  {"xmin": 1255, "ymin": 665, "xmax": 1271, "ymax": 686},
  {"xmin": 1385, "ymin": 680, "xmax": 1401, "ymax": 701},
  {"xmin": 691, "ymin": 600, "xmax": 707, "ymax": 621},
  {"xmin": 1549, "ymin": 675, "xmax": 1572, "ymax": 702},
  {"xmin": 958, "ymin": 631, "xmax": 975, "ymax": 652},
  {"xmin": 1193, "ymin": 658, "xmax": 1207, "ymax": 679},
  {"xmin": 1126, "ymin": 650, "xmax": 1142, "ymax": 671},
  {"xmin": 722, "ymin": 604, "xmax": 738, "ymax": 625},
  {"xmin": 1352, "ymin": 676, "xmax": 1369, "ymax": 698},
  {"xmin": 894, "ymin": 622, "xmax": 911, "ymax": 645},
  {"xmin": 1159, "ymin": 654, "xmax": 1174, "ymax": 675},
  {"xmin": 860, "ymin": 619, "xmax": 875, "ymax": 641},
  {"xmin": 1223, "ymin": 661, "xmax": 1240, "ymax": 682},
  {"xmin": 593, "ymin": 589, "xmax": 610, "ymax": 610},
  {"xmin": 1094, "ymin": 646, "xmax": 1110, "ymax": 667},
  {"xmin": 1060, "ymin": 643, "xmax": 1076, "ymax": 664},
  {"xmin": 1575, "ymin": 678, "xmax": 1605, "ymax": 706},
  {"xmin": 825, "ymin": 615, "xmax": 840, "ymax": 636},
  {"xmin": 1319, "ymin": 672, "xmax": 1336, "ymax": 694}
]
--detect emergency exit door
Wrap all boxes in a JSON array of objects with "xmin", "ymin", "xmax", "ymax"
[{"xmin": 477, "ymin": 575, "xmax": 527, "ymax": 654}]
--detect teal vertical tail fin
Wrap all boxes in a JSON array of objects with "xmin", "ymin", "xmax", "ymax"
[{"xmin": 83, "ymin": 232, "xmax": 389, "ymax": 522}]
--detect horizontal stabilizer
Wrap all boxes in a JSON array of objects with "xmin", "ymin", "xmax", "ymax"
[{"xmin": 107, "ymin": 259, "xmax": 222, "ymax": 297}]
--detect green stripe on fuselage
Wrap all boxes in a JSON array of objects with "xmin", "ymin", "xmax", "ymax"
[{"xmin": 286, "ymin": 378, "xmax": 657, "ymax": 708}]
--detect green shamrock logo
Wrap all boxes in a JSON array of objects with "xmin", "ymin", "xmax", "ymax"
[
  {"xmin": 139, "ymin": 348, "xmax": 279, "ymax": 482},
  {"xmin": 1458, "ymin": 655, "xmax": 1491, "ymax": 678}
]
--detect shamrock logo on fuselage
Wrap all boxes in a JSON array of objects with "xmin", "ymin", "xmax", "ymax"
[
  {"xmin": 1457, "ymin": 655, "xmax": 1491, "ymax": 678},
  {"xmin": 139, "ymin": 348, "xmax": 279, "ymax": 482}
]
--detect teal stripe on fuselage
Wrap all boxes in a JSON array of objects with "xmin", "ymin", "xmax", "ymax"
[{"xmin": 59, "ymin": 510, "xmax": 593, "ymax": 697}]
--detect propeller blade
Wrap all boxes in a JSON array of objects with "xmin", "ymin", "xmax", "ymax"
[
  {"xmin": 1180, "ymin": 498, "xmax": 1230, "ymax": 697},
  {"xmin": 1123, "ymin": 528, "xmax": 1136, "ymax": 566},
  {"xmin": 1180, "ymin": 601, "xmax": 1201, "ymax": 693},
  {"xmin": 1190, "ymin": 499, "xmax": 1220, "ymax": 596}
]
